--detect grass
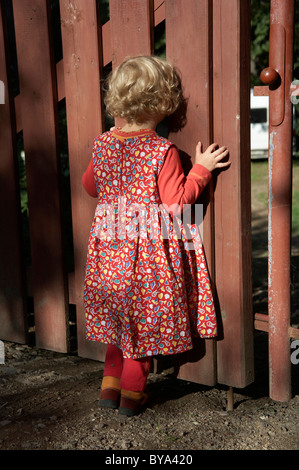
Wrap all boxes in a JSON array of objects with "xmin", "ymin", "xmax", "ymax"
[
  {"xmin": 251, "ymin": 159, "xmax": 299, "ymax": 237},
  {"xmin": 251, "ymin": 160, "xmax": 268, "ymax": 185},
  {"xmin": 293, "ymin": 189, "xmax": 299, "ymax": 236}
]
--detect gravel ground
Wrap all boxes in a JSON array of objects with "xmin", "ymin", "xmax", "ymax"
[{"xmin": 0, "ymin": 337, "xmax": 298, "ymax": 452}]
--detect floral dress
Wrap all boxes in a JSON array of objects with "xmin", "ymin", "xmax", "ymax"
[{"xmin": 84, "ymin": 130, "xmax": 217, "ymax": 359}]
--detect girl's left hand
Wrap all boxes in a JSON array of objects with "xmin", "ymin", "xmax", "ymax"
[{"xmin": 195, "ymin": 142, "xmax": 230, "ymax": 172}]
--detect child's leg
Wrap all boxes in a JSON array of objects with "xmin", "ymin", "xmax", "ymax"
[
  {"xmin": 119, "ymin": 356, "xmax": 151, "ymax": 416},
  {"xmin": 100, "ymin": 344, "xmax": 123, "ymax": 409},
  {"xmin": 120, "ymin": 356, "xmax": 151, "ymax": 391},
  {"xmin": 103, "ymin": 344, "xmax": 123, "ymax": 378}
]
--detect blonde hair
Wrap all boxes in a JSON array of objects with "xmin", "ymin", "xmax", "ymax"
[{"xmin": 104, "ymin": 56, "xmax": 183, "ymax": 124}]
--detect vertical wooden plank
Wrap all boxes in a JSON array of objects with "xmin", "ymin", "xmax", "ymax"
[
  {"xmin": 166, "ymin": 0, "xmax": 216, "ymax": 386},
  {"xmin": 12, "ymin": 0, "xmax": 69, "ymax": 352},
  {"xmin": 0, "ymin": 0, "xmax": 27, "ymax": 343},
  {"xmin": 109, "ymin": 0, "xmax": 154, "ymax": 129},
  {"xmin": 213, "ymin": 0, "xmax": 254, "ymax": 388},
  {"xmin": 109, "ymin": 0, "xmax": 154, "ymax": 128},
  {"xmin": 109, "ymin": 0, "xmax": 154, "ymax": 68},
  {"xmin": 102, "ymin": 0, "xmax": 164, "ymax": 68},
  {"xmin": 60, "ymin": 0, "xmax": 105, "ymax": 360}
]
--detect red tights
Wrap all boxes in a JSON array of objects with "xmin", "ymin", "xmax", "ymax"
[{"xmin": 103, "ymin": 344, "xmax": 151, "ymax": 392}]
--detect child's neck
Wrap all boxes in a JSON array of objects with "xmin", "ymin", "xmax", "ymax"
[
  {"xmin": 120, "ymin": 124, "xmax": 154, "ymax": 133},
  {"xmin": 120, "ymin": 123, "xmax": 155, "ymax": 133},
  {"xmin": 120, "ymin": 117, "xmax": 163, "ymax": 133}
]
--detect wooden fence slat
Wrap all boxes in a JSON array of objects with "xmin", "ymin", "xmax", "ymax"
[
  {"xmin": 109, "ymin": 0, "xmax": 154, "ymax": 68},
  {"xmin": 0, "ymin": 1, "xmax": 27, "ymax": 344},
  {"xmin": 12, "ymin": 0, "xmax": 69, "ymax": 352},
  {"xmin": 154, "ymin": 0, "xmax": 166, "ymax": 26},
  {"xmin": 59, "ymin": 0, "xmax": 105, "ymax": 360},
  {"xmin": 213, "ymin": 0, "xmax": 254, "ymax": 388},
  {"xmin": 166, "ymin": 0, "xmax": 216, "ymax": 386}
]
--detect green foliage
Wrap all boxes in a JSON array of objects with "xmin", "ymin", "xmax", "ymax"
[
  {"xmin": 154, "ymin": 22, "xmax": 166, "ymax": 57},
  {"xmin": 252, "ymin": 160, "xmax": 299, "ymax": 236},
  {"xmin": 250, "ymin": 0, "xmax": 271, "ymax": 87},
  {"xmin": 97, "ymin": 0, "xmax": 110, "ymax": 25}
]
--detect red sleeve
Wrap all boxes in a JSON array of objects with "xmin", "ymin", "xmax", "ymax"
[
  {"xmin": 82, "ymin": 158, "xmax": 98, "ymax": 198},
  {"xmin": 157, "ymin": 146, "xmax": 212, "ymax": 215}
]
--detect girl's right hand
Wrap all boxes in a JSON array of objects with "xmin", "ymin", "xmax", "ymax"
[{"xmin": 195, "ymin": 142, "xmax": 230, "ymax": 172}]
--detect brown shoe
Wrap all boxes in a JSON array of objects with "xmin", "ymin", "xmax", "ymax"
[
  {"xmin": 100, "ymin": 376, "xmax": 121, "ymax": 409},
  {"xmin": 118, "ymin": 389, "xmax": 148, "ymax": 416}
]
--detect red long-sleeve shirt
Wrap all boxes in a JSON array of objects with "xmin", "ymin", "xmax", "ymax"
[{"xmin": 82, "ymin": 128, "xmax": 212, "ymax": 211}]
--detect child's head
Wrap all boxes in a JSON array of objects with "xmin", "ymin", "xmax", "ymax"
[{"xmin": 104, "ymin": 56, "xmax": 183, "ymax": 125}]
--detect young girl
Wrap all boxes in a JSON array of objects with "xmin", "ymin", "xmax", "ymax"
[{"xmin": 82, "ymin": 56, "xmax": 230, "ymax": 417}]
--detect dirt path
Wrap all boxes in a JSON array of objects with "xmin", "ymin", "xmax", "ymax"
[{"xmin": 0, "ymin": 339, "xmax": 298, "ymax": 451}]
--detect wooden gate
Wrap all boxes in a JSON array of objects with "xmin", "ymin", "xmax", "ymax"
[{"xmin": 0, "ymin": 0, "xmax": 255, "ymax": 394}]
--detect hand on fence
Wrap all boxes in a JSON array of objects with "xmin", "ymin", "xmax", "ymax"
[{"xmin": 195, "ymin": 142, "xmax": 230, "ymax": 173}]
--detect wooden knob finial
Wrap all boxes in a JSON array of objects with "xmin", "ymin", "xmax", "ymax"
[{"xmin": 260, "ymin": 67, "xmax": 279, "ymax": 86}]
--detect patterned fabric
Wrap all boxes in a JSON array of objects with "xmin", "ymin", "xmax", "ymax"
[{"xmin": 84, "ymin": 131, "xmax": 217, "ymax": 359}]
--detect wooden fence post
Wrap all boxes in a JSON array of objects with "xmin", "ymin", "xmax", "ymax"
[{"xmin": 12, "ymin": 0, "xmax": 69, "ymax": 352}]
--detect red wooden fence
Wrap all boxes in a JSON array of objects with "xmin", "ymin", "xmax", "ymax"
[{"xmin": 1, "ymin": 0, "xmax": 295, "ymax": 401}]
